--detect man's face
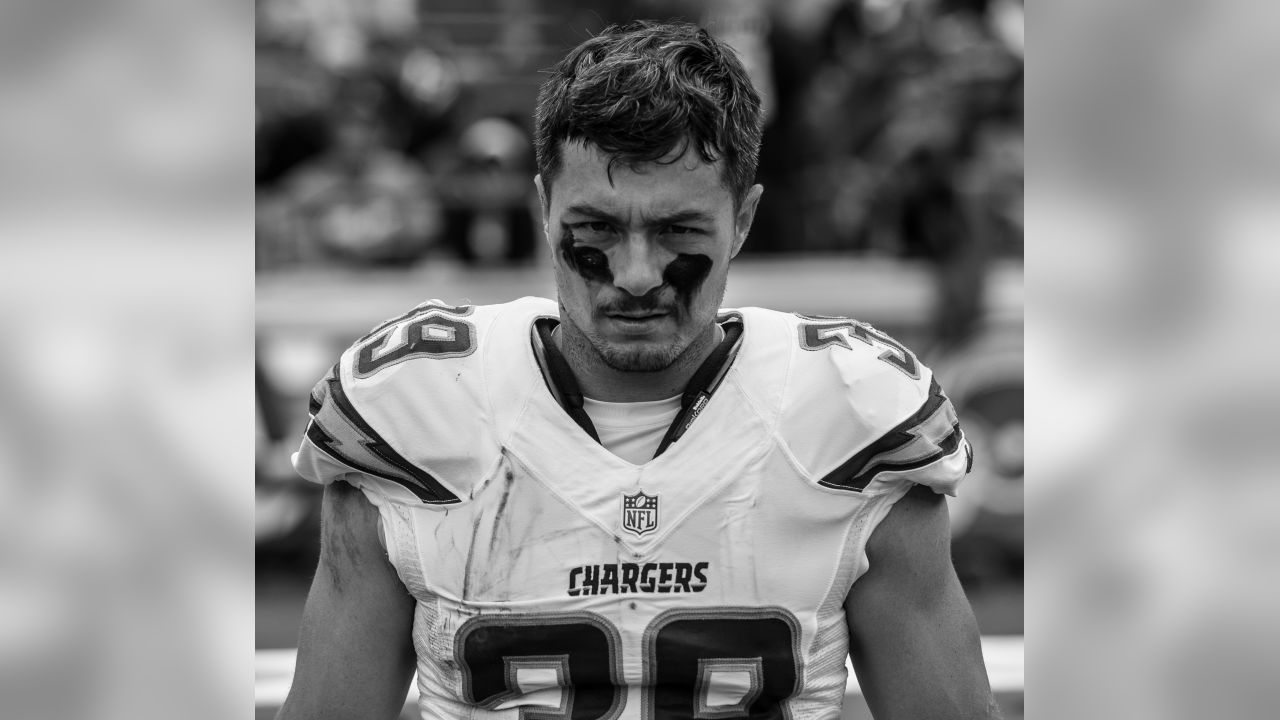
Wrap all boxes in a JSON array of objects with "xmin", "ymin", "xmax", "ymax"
[{"xmin": 538, "ymin": 141, "xmax": 761, "ymax": 372}]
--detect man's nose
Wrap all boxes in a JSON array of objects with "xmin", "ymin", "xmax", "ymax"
[{"xmin": 608, "ymin": 236, "xmax": 671, "ymax": 297}]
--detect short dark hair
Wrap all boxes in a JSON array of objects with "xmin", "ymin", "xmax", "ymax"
[{"xmin": 535, "ymin": 20, "xmax": 764, "ymax": 203}]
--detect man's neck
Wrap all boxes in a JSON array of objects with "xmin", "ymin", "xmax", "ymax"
[{"xmin": 555, "ymin": 322, "xmax": 723, "ymax": 402}]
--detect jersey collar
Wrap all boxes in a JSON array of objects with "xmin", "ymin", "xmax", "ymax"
[{"xmin": 529, "ymin": 313, "xmax": 745, "ymax": 461}]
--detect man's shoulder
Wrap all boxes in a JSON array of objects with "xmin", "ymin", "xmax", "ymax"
[
  {"xmin": 292, "ymin": 296, "xmax": 557, "ymax": 504},
  {"xmin": 336, "ymin": 295, "xmax": 554, "ymax": 375},
  {"xmin": 730, "ymin": 306, "xmax": 934, "ymax": 403},
  {"xmin": 334, "ymin": 293, "xmax": 557, "ymax": 424},
  {"xmin": 731, "ymin": 307, "xmax": 968, "ymax": 497},
  {"xmin": 351, "ymin": 295, "xmax": 553, "ymax": 353}
]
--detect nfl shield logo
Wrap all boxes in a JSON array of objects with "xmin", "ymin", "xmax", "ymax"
[{"xmin": 621, "ymin": 491, "xmax": 659, "ymax": 537}]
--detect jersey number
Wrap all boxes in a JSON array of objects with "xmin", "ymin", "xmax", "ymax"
[
  {"xmin": 456, "ymin": 609, "xmax": 800, "ymax": 719},
  {"xmin": 353, "ymin": 303, "xmax": 476, "ymax": 377},
  {"xmin": 797, "ymin": 318, "xmax": 920, "ymax": 379}
]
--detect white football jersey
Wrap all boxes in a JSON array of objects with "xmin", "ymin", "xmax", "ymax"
[{"xmin": 293, "ymin": 296, "xmax": 971, "ymax": 720}]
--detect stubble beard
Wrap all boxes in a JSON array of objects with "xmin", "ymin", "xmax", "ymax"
[
  {"xmin": 595, "ymin": 335, "xmax": 686, "ymax": 372},
  {"xmin": 561, "ymin": 312, "xmax": 691, "ymax": 373},
  {"xmin": 556, "ymin": 269, "xmax": 728, "ymax": 375}
]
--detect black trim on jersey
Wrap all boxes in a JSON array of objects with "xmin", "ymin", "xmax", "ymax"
[
  {"xmin": 529, "ymin": 317, "xmax": 565, "ymax": 406},
  {"xmin": 530, "ymin": 313, "xmax": 744, "ymax": 460},
  {"xmin": 817, "ymin": 377, "xmax": 964, "ymax": 493},
  {"xmin": 309, "ymin": 368, "xmax": 461, "ymax": 505},
  {"xmin": 533, "ymin": 318, "xmax": 601, "ymax": 443},
  {"xmin": 653, "ymin": 315, "xmax": 744, "ymax": 456}
]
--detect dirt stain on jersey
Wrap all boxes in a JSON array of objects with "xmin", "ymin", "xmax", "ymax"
[
  {"xmin": 487, "ymin": 467, "xmax": 516, "ymax": 557},
  {"xmin": 461, "ymin": 517, "xmax": 481, "ymax": 600},
  {"xmin": 537, "ymin": 526, "xmax": 585, "ymax": 544},
  {"xmin": 463, "ymin": 462, "xmax": 521, "ymax": 599}
]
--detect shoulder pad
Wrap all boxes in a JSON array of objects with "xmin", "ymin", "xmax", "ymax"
[
  {"xmin": 776, "ymin": 313, "xmax": 972, "ymax": 496},
  {"xmin": 292, "ymin": 297, "xmax": 556, "ymax": 503},
  {"xmin": 293, "ymin": 362, "xmax": 462, "ymax": 504}
]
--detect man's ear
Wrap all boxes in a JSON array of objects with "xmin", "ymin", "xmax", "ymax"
[
  {"xmin": 535, "ymin": 174, "xmax": 550, "ymax": 217},
  {"xmin": 534, "ymin": 174, "xmax": 552, "ymax": 249},
  {"xmin": 731, "ymin": 184, "xmax": 764, "ymax": 259}
]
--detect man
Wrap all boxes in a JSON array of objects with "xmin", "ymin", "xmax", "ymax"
[{"xmin": 280, "ymin": 21, "xmax": 1000, "ymax": 720}]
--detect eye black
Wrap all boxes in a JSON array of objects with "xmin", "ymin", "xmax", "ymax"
[{"xmin": 574, "ymin": 247, "xmax": 607, "ymax": 268}]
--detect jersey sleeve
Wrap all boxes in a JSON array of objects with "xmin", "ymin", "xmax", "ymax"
[
  {"xmin": 292, "ymin": 362, "xmax": 463, "ymax": 505},
  {"xmin": 812, "ymin": 374, "xmax": 972, "ymax": 496},
  {"xmin": 775, "ymin": 314, "xmax": 973, "ymax": 497},
  {"xmin": 290, "ymin": 298, "xmax": 549, "ymax": 506}
]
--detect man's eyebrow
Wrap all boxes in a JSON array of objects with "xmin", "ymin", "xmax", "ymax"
[
  {"xmin": 562, "ymin": 205, "xmax": 716, "ymax": 226},
  {"xmin": 562, "ymin": 204, "xmax": 623, "ymax": 223},
  {"xmin": 644, "ymin": 209, "xmax": 716, "ymax": 226}
]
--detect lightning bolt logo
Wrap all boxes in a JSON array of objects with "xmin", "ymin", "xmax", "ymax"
[
  {"xmin": 817, "ymin": 378, "xmax": 965, "ymax": 492},
  {"xmin": 306, "ymin": 372, "xmax": 459, "ymax": 505}
]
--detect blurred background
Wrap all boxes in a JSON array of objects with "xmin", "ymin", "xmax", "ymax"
[{"xmin": 253, "ymin": 0, "xmax": 1024, "ymax": 718}]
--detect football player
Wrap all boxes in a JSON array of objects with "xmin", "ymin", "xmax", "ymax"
[{"xmin": 279, "ymin": 21, "xmax": 1001, "ymax": 720}]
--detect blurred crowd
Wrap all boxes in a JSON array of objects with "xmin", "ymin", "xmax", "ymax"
[{"xmin": 255, "ymin": 0, "xmax": 1023, "ymax": 278}]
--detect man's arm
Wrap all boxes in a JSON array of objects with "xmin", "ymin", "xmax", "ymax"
[
  {"xmin": 277, "ymin": 481, "xmax": 417, "ymax": 720},
  {"xmin": 845, "ymin": 483, "xmax": 1001, "ymax": 719}
]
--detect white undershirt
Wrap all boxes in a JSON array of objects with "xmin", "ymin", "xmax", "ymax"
[{"xmin": 580, "ymin": 394, "xmax": 682, "ymax": 465}]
